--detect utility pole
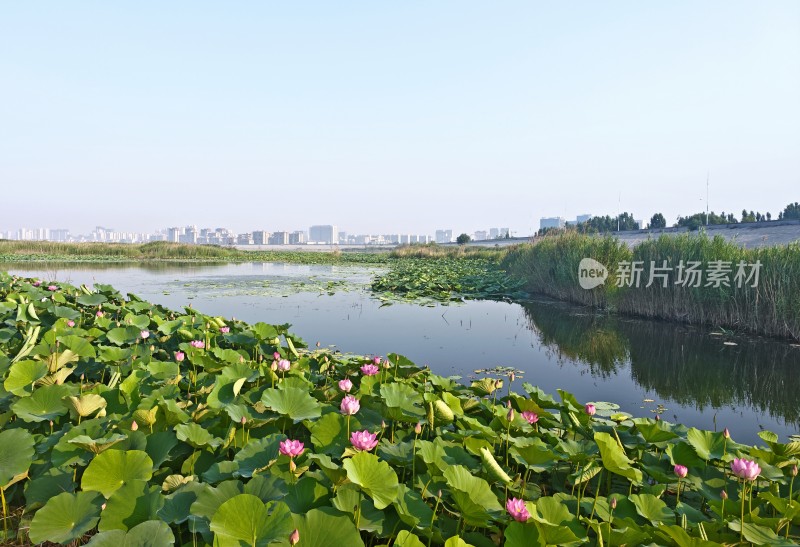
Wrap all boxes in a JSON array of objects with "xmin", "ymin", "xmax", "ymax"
[
  {"xmin": 706, "ymin": 172, "xmax": 710, "ymax": 226},
  {"xmin": 617, "ymin": 192, "xmax": 621, "ymax": 232}
]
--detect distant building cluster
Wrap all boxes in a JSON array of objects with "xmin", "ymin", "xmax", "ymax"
[
  {"xmin": 540, "ymin": 215, "xmax": 593, "ymax": 230},
  {"xmin": 1, "ymin": 224, "xmax": 435, "ymax": 247}
]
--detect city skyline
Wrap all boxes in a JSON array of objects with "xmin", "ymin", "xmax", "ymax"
[{"xmin": 1, "ymin": 2, "xmax": 798, "ymax": 235}]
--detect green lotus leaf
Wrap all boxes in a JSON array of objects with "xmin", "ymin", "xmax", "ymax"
[
  {"xmin": 210, "ymin": 494, "xmax": 293, "ymax": 547},
  {"xmin": 175, "ymin": 422, "xmax": 221, "ymax": 448},
  {"xmin": 10, "ymin": 383, "xmax": 70, "ymax": 422},
  {"xmin": 107, "ymin": 326, "xmax": 143, "ymax": 346},
  {"xmin": 157, "ymin": 481, "xmax": 206, "ymax": 525},
  {"xmin": 595, "ymin": 431, "xmax": 643, "ymax": 483},
  {"xmin": 727, "ymin": 520, "xmax": 796, "ymax": 546},
  {"xmin": 123, "ymin": 313, "xmax": 151, "ymax": 330},
  {"xmin": 156, "ymin": 319, "xmax": 185, "ymax": 335},
  {"xmin": 233, "ymin": 434, "xmax": 284, "ymax": 478},
  {"xmin": 28, "ymin": 491, "xmax": 104, "ymax": 545},
  {"xmin": 4, "ymin": 359, "xmax": 48, "ymax": 396},
  {"xmin": 380, "ymin": 382, "xmax": 425, "ymax": 419},
  {"xmin": 58, "ymin": 334, "xmax": 97, "ymax": 359},
  {"xmin": 629, "ymin": 493, "xmax": 674, "ymax": 525},
  {"xmin": 0, "ymin": 428, "xmax": 35, "ymax": 487},
  {"xmin": 146, "ymin": 431, "xmax": 179, "ymax": 468},
  {"xmin": 342, "ymin": 451, "xmax": 400, "ymax": 510},
  {"xmin": 470, "ymin": 378, "xmax": 498, "ymax": 396},
  {"xmin": 444, "ymin": 537, "xmax": 475, "ymax": 547},
  {"xmin": 77, "ymin": 293, "xmax": 108, "ymax": 306},
  {"xmin": 393, "ymin": 484, "xmax": 434, "ymax": 528},
  {"xmin": 290, "ymin": 507, "xmax": 365, "ymax": 547},
  {"xmin": 188, "ymin": 481, "xmax": 244, "ymax": 535},
  {"xmin": 260, "ymin": 386, "xmax": 321, "ymax": 422},
  {"xmin": 24, "ymin": 467, "xmax": 76, "ymax": 509},
  {"xmin": 98, "ymin": 345, "xmax": 133, "ymax": 362},
  {"xmin": 133, "ymin": 406, "xmax": 159, "ymax": 427},
  {"xmin": 394, "ymin": 530, "xmax": 427, "ymax": 547},
  {"xmin": 310, "ymin": 411, "xmax": 361, "ymax": 456},
  {"xmin": 442, "ymin": 465, "xmax": 503, "ymax": 527},
  {"xmin": 252, "ymin": 323, "xmax": 279, "ymax": 340},
  {"xmin": 332, "ymin": 486, "xmax": 387, "ymax": 533},
  {"xmin": 66, "ymin": 393, "xmax": 108, "ymax": 418},
  {"xmin": 284, "ymin": 476, "xmax": 330, "ymax": 513},
  {"xmin": 98, "ymin": 480, "xmax": 164, "ymax": 532},
  {"xmin": 85, "ymin": 520, "xmax": 175, "ymax": 547},
  {"xmin": 504, "ymin": 521, "xmax": 544, "ymax": 547},
  {"xmin": 686, "ymin": 428, "xmax": 727, "ymax": 461},
  {"xmin": 68, "ymin": 433, "xmax": 128, "ymax": 454},
  {"xmin": 81, "ymin": 449, "xmax": 154, "ymax": 498}
]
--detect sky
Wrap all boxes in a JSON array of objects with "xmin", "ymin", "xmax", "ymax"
[{"xmin": 1, "ymin": 1, "xmax": 798, "ymax": 237}]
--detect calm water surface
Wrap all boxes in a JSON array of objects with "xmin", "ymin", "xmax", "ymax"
[{"xmin": 5, "ymin": 261, "xmax": 799, "ymax": 444}]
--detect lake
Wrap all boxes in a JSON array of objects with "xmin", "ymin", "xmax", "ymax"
[{"xmin": 4, "ymin": 261, "xmax": 799, "ymax": 444}]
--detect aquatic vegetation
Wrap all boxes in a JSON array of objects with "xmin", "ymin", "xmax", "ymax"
[
  {"xmin": 1, "ymin": 273, "xmax": 799, "ymax": 546},
  {"xmin": 371, "ymin": 258, "xmax": 526, "ymax": 305},
  {"xmin": 503, "ymin": 232, "xmax": 800, "ymax": 339}
]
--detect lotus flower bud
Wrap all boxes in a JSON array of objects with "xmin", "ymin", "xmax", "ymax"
[
  {"xmin": 289, "ymin": 529, "xmax": 299, "ymax": 546},
  {"xmin": 507, "ymin": 408, "xmax": 515, "ymax": 422},
  {"xmin": 414, "ymin": 422, "xmax": 422, "ymax": 435},
  {"xmin": 273, "ymin": 352, "xmax": 281, "ymax": 360},
  {"xmin": 101, "ymin": 503, "xmax": 107, "ymax": 511},
  {"xmin": 437, "ymin": 489, "xmax": 442, "ymax": 498},
  {"xmin": 723, "ymin": 428, "xmax": 730, "ymax": 439},
  {"xmin": 131, "ymin": 420, "xmax": 139, "ymax": 431},
  {"xmin": 381, "ymin": 420, "xmax": 387, "ymax": 429},
  {"xmin": 271, "ymin": 361, "xmax": 278, "ymax": 371},
  {"xmin": 655, "ymin": 414, "xmax": 660, "ymax": 421},
  {"xmin": 610, "ymin": 497, "xmax": 617, "ymax": 510},
  {"xmin": 316, "ymin": 341, "xmax": 321, "ymax": 347},
  {"xmin": 241, "ymin": 416, "xmax": 246, "ymax": 425},
  {"xmin": 510, "ymin": 372, "xmax": 515, "ymax": 382},
  {"xmin": 792, "ymin": 464, "xmax": 798, "ymax": 477},
  {"xmin": 721, "ymin": 489, "xmax": 728, "ymax": 500},
  {"xmin": 49, "ymin": 420, "xmax": 53, "ymax": 427}
]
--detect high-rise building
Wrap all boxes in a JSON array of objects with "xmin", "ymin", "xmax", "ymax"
[
  {"xmin": 252, "ymin": 231, "xmax": 270, "ymax": 245},
  {"xmin": 289, "ymin": 231, "xmax": 306, "ymax": 244},
  {"xmin": 539, "ymin": 217, "xmax": 565, "ymax": 230},
  {"xmin": 474, "ymin": 230, "xmax": 488, "ymax": 241},
  {"xmin": 309, "ymin": 225, "xmax": 338, "ymax": 244},
  {"xmin": 435, "ymin": 229, "xmax": 453, "ymax": 244},
  {"xmin": 269, "ymin": 232, "xmax": 289, "ymax": 245}
]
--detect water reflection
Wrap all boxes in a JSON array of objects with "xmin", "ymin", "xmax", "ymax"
[{"xmin": 523, "ymin": 300, "xmax": 800, "ymax": 427}]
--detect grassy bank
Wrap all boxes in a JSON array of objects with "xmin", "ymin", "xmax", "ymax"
[
  {"xmin": 502, "ymin": 232, "xmax": 800, "ymax": 340},
  {"xmin": 0, "ymin": 241, "xmax": 389, "ymax": 265},
  {"xmin": 1, "ymin": 274, "xmax": 799, "ymax": 546}
]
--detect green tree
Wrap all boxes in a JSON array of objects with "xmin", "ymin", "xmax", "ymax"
[
  {"xmin": 648, "ymin": 213, "xmax": 667, "ymax": 229},
  {"xmin": 779, "ymin": 202, "xmax": 800, "ymax": 220},
  {"xmin": 456, "ymin": 233, "xmax": 471, "ymax": 244}
]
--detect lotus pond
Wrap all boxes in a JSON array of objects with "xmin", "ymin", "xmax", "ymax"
[{"xmin": 1, "ymin": 267, "xmax": 800, "ymax": 546}]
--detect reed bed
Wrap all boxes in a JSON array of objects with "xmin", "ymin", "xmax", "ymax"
[{"xmin": 502, "ymin": 232, "xmax": 800, "ymax": 340}]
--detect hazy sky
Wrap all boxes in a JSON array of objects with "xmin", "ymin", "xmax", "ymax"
[{"xmin": 1, "ymin": 2, "xmax": 798, "ymax": 236}]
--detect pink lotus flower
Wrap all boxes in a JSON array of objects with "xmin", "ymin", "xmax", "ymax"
[
  {"xmin": 338, "ymin": 378, "xmax": 353, "ymax": 392},
  {"xmin": 361, "ymin": 364, "xmax": 380, "ymax": 376},
  {"xmin": 67, "ymin": 320, "xmax": 75, "ymax": 328},
  {"xmin": 279, "ymin": 439, "xmax": 305, "ymax": 458},
  {"xmin": 373, "ymin": 356, "xmax": 382, "ymax": 366},
  {"xmin": 350, "ymin": 430, "xmax": 378, "ymax": 451},
  {"xmin": 131, "ymin": 420, "xmax": 139, "ymax": 431},
  {"xmin": 96, "ymin": 310, "xmax": 104, "ymax": 317},
  {"xmin": 190, "ymin": 340, "xmax": 205, "ymax": 349},
  {"xmin": 674, "ymin": 465, "xmax": 688, "ymax": 478},
  {"xmin": 219, "ymin": 326, "xmax": 230, "ymax": 333},
  {"xmin": 47, "ymin": 285, "xmax": 57, "ymax": 291},
  {"xmin": 175, "ymin": 351, "xmax": 185, "ymax": 362},
  {"xmin": 522, "ymin": 411, "xmax": 539, "ymax": 424},
  {"xmin": 731, "ymin": 458, "xmax": 761, "ymax": 481},
  {"xmin": 506, "ymin": 497, "xmax": 531, "ymax": 522},
  {"xmin": 585, "ymin": 403, "xmax": 596, "ymax": 416},
  {"xmin": 289, "ymin": 529, "xmax": 299, "ymax": 546},
  {"xmin": 32, "ymin": 281, "xmax": 41, "ymax": 287},
  {"xmin": 140, "ymin": 330, "xmax": 150, "ymax": 339},
  {"xmin": 273, "ymin": 352, "xmax": 281, "ymax": 360},
  {"xmin": 277, "ymin": 359, "xmax": 291, "ymax": 371},
  {"xmin": 340, "ymin": 395, "xmax": 360, "ymax": 415}
]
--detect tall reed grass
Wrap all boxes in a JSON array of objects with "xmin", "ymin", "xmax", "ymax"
[{"xmin": 502, "ymin": 232, "xmax": 800, "ymax": 340}]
